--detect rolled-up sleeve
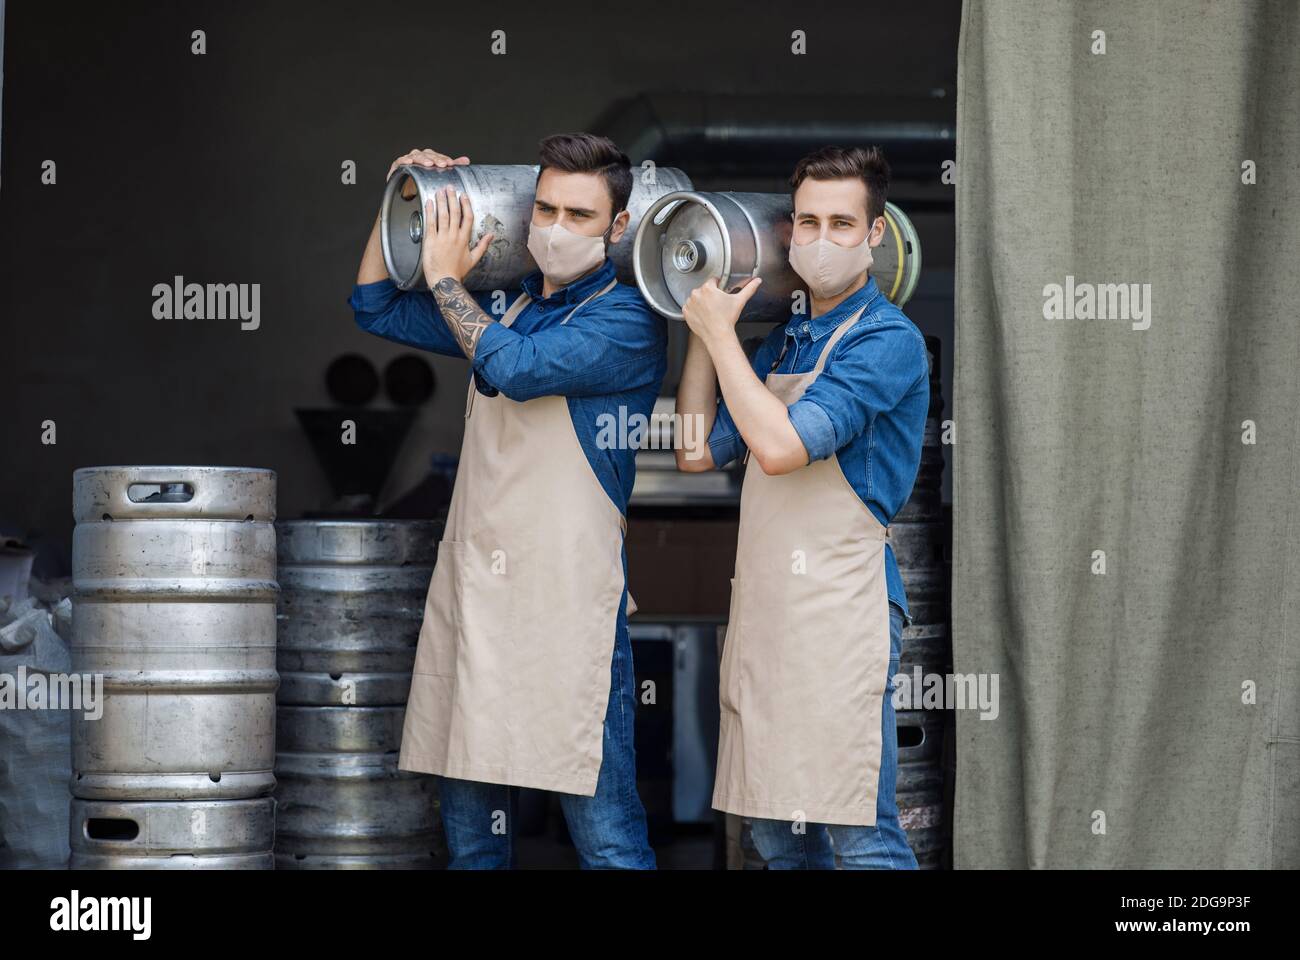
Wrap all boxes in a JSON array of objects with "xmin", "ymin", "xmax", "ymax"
[
  {"xmin": 471, "ymin": 294, "xmax": 666, "ymax": 401},
  {"xmin": 706, "ymin": 328, "xmax": 784, "ymax": 468},
  {"xmin": 787, "ymin": 401, "xmax": 838, "ymax": 461},
  {"xmin": 348, "ymin": 278, "xmax": 483, "ymax": 358},
  {"xmin": 790, "ymin": 321, "xmax": 929, "ymax": 461}
]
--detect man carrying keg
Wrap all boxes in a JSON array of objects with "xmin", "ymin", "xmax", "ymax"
[
  {"xmin": 349, "ymin": 133, "xmax": 663, "ymax": 869},
  {"xmin": 674, "ymin": 145, "xmax": 929, "ymax": 869}
]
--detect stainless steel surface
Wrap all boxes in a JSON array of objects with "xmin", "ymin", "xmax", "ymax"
[
  {"xmin": 275, "ymin": 520, "xmax": 440, "ymax": 706},
  {"xmin": 630, "ymin": 396, "xmax": 742, "ymax": 506},
  {"xmin": 891, "ymin": 339, "xmax": 951, "ymax": 867},
  {"xmin": 69, "ymin": 796, "xmax": 275, "ymax": 869},
  {"xmin": 631, "ymin": 451, "xmax": 742, "ymax": 506},
  {"xmin": 890, "ymin": 521, "xmax": 947, "ymax": 628},
  {"xmin": 274, "ymin": 705, "xmax": 440, "ymax": 869},
  {"xmin": 628, "ymin": 619, "xmax": 725, "ymax": 824},
  {"xmin": 896, "ymin": 708, "xmax": 946, "ymax": 869},
  {"xmin": 382, "ymin": 162, "xmax": 693, "ymax": 291},
  {"xmin": 70, "ymin": 466, "xmax": 278, "ymax": 801},
  {"xmin": 72, "ymin": 464, "xmax": 276, "ymax": 523},
  {"xmin": 634, "ymin": 191, "xmax": 921, "ymax": 323},
  {"xmin": 634, "ymin": 191, "xmax": 796, "ymax": 323},
  {"xmin": 273, "ymin": 519, "xmax": 443, "ymax": 869}
]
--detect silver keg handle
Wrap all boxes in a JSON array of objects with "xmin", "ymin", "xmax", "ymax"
[
  {"xmin": 125, "ymin": 481, "xmax": 195, "ymax": 505},
  {"xmin": 74, "ymin": 466, "xmax": 274, "ymax": 524}
]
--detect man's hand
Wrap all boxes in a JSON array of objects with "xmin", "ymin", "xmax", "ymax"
[
  {"xmin": 390, "ymin": 148, "xmax": 470, "ymax": 200},
  {"xmin": 358, "ymin": 149, "xmax": 472, "ymax": 285},
  {"xmin": 682, "ymin": 276, "xmax": 762, "ymax": 347},
  {"xmin": 421, "ymin": 185, "xmax": 495, "ymax": 288}
]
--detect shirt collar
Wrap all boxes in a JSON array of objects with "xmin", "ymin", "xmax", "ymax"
[
  {"xmin": 520, "ymin": 257, "xmax": 616, "ymax": 306},
  {"xmin": 788, "ymin": 275, "xmax": 882, "ymax": 341}
]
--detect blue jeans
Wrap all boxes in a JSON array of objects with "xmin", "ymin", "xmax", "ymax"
[
  {"xmin": 436, "ymin": 605, "xmax": 656, "ymax": 869},
  {"xmin": 748, "ymin": 603, "xmax": 919, "ymax": 870}
]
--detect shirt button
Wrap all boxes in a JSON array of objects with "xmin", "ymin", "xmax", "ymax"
[{"xmin": 802, "ymin": 322, "xmax": 810, "ymax": 334}]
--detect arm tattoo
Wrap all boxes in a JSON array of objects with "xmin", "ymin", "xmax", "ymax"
[{"xmin": 430, "ymin": 277, "xmax": 496, "ymax": 358}]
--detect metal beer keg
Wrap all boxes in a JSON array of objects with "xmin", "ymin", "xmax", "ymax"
[
  {"xmin": 273, "ymin": 519, "xmax": 443, "ymax": 869},
  {"xmin": 70, "ymin": 466, "xmax": 279, "ymax": 801},
  {"xmin": 382, "ymin": 163, "xmax": 693, "ymax": 291},
  {"xmin": 69, "ymin": 796, "xmax": 275, "ymax": 869},
  {"xmin": 633, "ymin": 191, "xmax": 921, "ymax": 323}
]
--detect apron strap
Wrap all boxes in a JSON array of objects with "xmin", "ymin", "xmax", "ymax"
[
  {"xmin": 500, "ymin": 290, "xmax": 533, "ymax": 329},
  {"xmin": 465, "ymin": 279, "xmax": 619, "ymax": 420},
  {"xmin": 746, "ymin": 302, "xmax": 870, "ymax": 467},
  {"xmin": 466, "ymin": 291, "xmax": 532, "ymax": 419},
  {"xmin": 563, "ymin": 278, "xmax": 618, "ymax": 323},
  {"xmin": 768, "ymin": 301, "xmax": 869, "ymax": 376},
  {"xmin": 809, "ymin": 303, "xmax": 868, "ymax": 378}
]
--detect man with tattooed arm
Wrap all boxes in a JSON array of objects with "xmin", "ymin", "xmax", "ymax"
[{"xmin": 349, "ymin": 133, "xmax": 665, "ymax": 869}]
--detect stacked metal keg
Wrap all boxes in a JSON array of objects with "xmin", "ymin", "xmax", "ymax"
[
  {"xmin": 889, "ymin": 335, "xmax": 951, "ymax": 869},
  {"xmin": 273, "ymin": 519, "xmax": 444, "ymax": 869},
  {"xmin": 69, "ymin": 466, "xmax": 279, "ymax": 868}
]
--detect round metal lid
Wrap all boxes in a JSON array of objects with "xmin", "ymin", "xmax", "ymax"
[
  {"xmin": 381, "ymin": 165, "xmax": 465, "ymax": 290},
  {"xmin": 658, "ymin": 197, "xmax": 731, "ymax": 311}
]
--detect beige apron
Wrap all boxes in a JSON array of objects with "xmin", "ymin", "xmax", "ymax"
[
  {"xmin": 712, "ymin": 304, "xmax": 894, "ymax": 826},
  {"xmin": 398, "ymin": 279, "xmax": 632, "ymax": 796}
]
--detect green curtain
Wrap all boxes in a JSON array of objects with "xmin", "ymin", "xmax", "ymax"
[{"xmin": 953, "ymin": 0, "xmax": 1300, "ymax": 868}]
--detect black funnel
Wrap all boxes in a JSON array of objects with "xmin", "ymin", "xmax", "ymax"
[{"xmin": 295, "ymin": 407, "xmax": 417, "ymax": 501}]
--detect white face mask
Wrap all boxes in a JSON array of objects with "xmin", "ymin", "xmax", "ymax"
[
  {"xmin": 527, "ymin": 219, "xmax": 611, "ymax": 286},
  {"xmin": 788, "ymin": 233, "xmax": 875, "ymax": 300}
]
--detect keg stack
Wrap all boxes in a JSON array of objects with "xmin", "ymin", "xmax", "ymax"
[
  {"xmin": 69, "ymin": 467, "xmax": 279, "ymax": 869},
  {"xmin": 890, "ymin": 335, "xmax": 952, "ymax": 869},
  {"xmin": 273, "ymin": 520, "xmax": 444, "ymax": 869}
]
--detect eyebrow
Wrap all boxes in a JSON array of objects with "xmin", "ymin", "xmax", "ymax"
[
  {"xmin": 536, "ymin": 199, "xmax": 599, "ymax": 217},
  {"xmin": 795, "ymin": 210, "xmax": 860, "ymax": 221}
]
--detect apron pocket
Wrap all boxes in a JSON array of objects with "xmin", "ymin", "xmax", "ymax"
[
  {"xmin": 719, "ymin": 578, "xmax": 744, "ymax": 713},
  {"xmin": 454, "ymin": 539, "xmax": 518, "ymax": 651},
  {"xmin": 411, "ymin": 538, "xmax": 466, "ymax": 678}
]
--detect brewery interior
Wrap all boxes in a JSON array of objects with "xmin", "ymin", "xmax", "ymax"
[{"xmin": 0, "ymin": 1, "xmax": 961, "ymax": 868}]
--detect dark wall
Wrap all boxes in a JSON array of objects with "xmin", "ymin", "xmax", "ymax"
[{"xmin": 0, "ymin": 0, "xmax": 959, "ymax": 571}]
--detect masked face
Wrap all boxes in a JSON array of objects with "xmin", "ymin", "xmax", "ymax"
[
  {"xmin": 526, "ymin": 219, "xmax": 612, "ymax": 286},
  {"xmin": 787, "ymin": 233, "xmax": 875, "ymax": 300}
]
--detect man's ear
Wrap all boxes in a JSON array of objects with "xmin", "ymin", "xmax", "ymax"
[
  {"xmin": 609, "ymin": 208, "xmax": 631, "ymax": 243},
  {"xmin": 869, "ymin": 214, "xmax": 886, "ymax": 246}
]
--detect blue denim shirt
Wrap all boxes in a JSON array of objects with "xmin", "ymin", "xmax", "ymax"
[
  {"xmin": 708, "ymin": 276, "xmax": 929, "ymax": 622},
  {"xmin": 347, "ymin": 258, "xmax": 667, "ymax": 515}
]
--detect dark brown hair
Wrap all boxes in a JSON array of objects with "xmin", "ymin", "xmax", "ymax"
[
  {"xmin": 789, "ymin": 145, "xmax": 890, "ymax": 224},
  {"xmin": 537, "ymin": 133, "xmax": 634, "ymax": 218}
]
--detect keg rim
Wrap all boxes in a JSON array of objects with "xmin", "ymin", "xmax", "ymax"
[
  {"xmin": 633, "ymin": 190, "xmax": 735, "ymax": 321},
  {"xmin": 881, "ymin": 201, "xmax": 922, "ymax": 308},
  {"xmin": 73, "ymin": 464, "xmax": 276, "ymax": 476},
  {"xmin": 381, "ymin": 163, "xmax": 475, "ymax": 291},
  {"xmin": 275, "ymin": 517, "xmax": 442, "ymax": 530},
  {"xmin": 72, "ymin": 465, "xmax": 277, "ymax": 523}
]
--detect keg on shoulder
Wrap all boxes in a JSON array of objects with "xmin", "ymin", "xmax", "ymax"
[
  {"xmin": 70, "ymin": 466, "xmax": 279, "ymax": 801},
  {"xmin": 382, "ymin": 163, "xmax": 693, "ymax": 291},
  {"xmin": 633, "ymin": 192, "xmax": 921, "ymax": 323}
]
